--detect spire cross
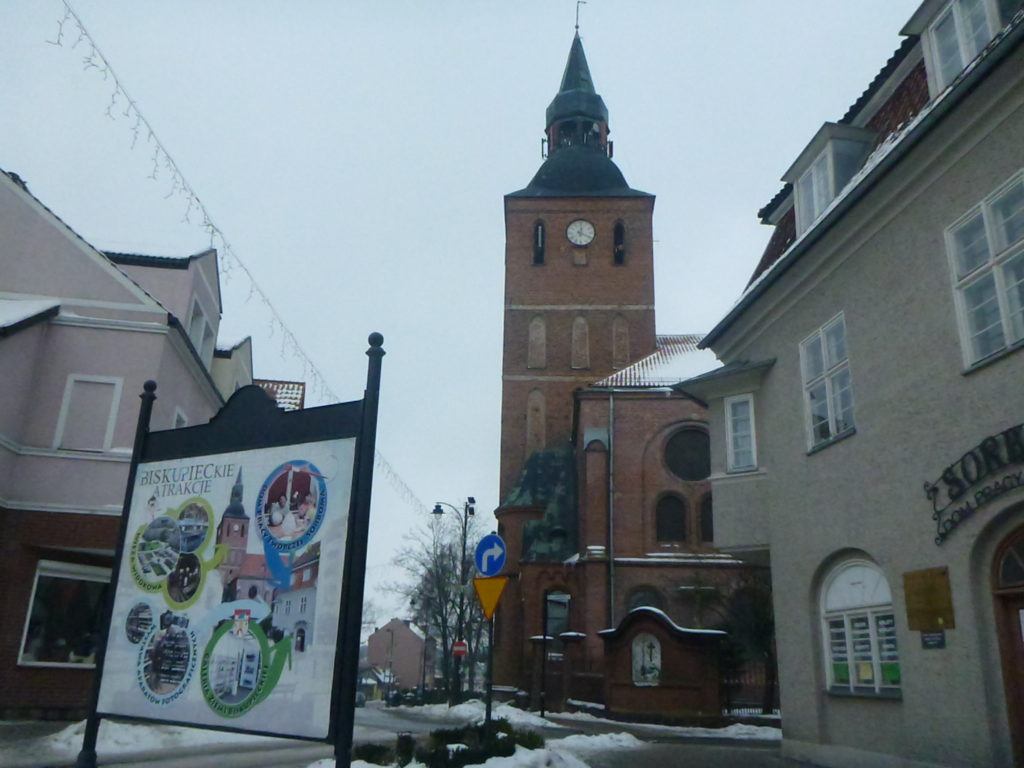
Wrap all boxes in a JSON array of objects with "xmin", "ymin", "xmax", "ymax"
[{"xmin": 575, "ymin": 0, "xmax": 586, "ymax": 32}]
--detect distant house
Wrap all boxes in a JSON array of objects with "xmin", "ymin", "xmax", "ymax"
[
  {"xmin": 271, "ymin": 541, "xmax": 319, "ymax": 653},
  {"xmin": 0, "ymin": 168, "xmax": 252, "ymax": 718},
  {"xmin": 367, "ymin": 618, "xmax": 436, "ymax": 693}
]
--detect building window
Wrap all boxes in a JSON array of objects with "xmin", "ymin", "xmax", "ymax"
[
  {"xmin": 533, "ymin": 221, "xmax": 545, "ymax": 265},
  {"xmin": 627, "ymin": 587, "xmax": 664, "ymax": 611},
  {"xmin": 571, "ymin": 316, "xmax": 590, "ymax": 369},
  {"xmin": 700, "ymin": 494, "xmax": 714, "ymax": 543},
  {"xmin": 948, "ymin": 171, "xmax": 1024, "ymax": 365},
  {"xmin": 303, "ymin": 567, "xmax": 312, "ymax": 582},
  {"xmin": 19, "ymin": 560, "xmax": 110, "ymax": 667},
  {"xmin": 656, "ymin": 495, "xmax": 687, "ymax": 542},
  {"xmin": 725, "ymin": 394, "xmax": 757, "ymax": 471},
  {"xmin": 664, "ymin": 428, "xmax": 710, "ymax": 481},
  {"xmin": 800, "ymin": 313, "xmax": 854, "ymax": 449},
  {"xmin": 528, "ymin": 316, "xmax": 547, "ymax": 369},
  {"xmin": 545, "ymin": 591, "xmax": 570, "ymax": 655},
  {"xmin": 821, "ymin": 559, "xmax": 900, "ymax": 695},
  {"xmin": 613, "ymin": 222, "xmax": 626, "ymax": 265},
  {"xmin": 526, "ymin": 389, "xmax": 546, "ymax": 457},
  {"xmin": 612, "ymin": 316, "xmax": 630, "ymax": 369},
  {"xmin": 795, "ymin": 138, "xmax": 870, "ymax": 235},
  {"xmin": 300, "ymin": 595, "xmax": 308, "ymax": 614},
  {"xmin": 926, "ymin": 0, "xmax": 997, "ymax": 92},
  {"xmin": 53, "ymin": 375, "xmax": 122, "ymax": 452},
  {"xmin": 187, "ymin": 297, "xmax": 216, "ymax": 367},
  {"xmin": 285, "ymin": 600, "xmax": 292, "ymax": 616}
]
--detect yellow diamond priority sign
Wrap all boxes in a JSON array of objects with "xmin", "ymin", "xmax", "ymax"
[{"xmin": 473, "ymin": 577, "xmax": 508, "ymax": 620}]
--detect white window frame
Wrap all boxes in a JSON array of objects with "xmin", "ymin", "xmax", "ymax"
[
  {"xmin": 947, "ymin": 169, "xmax": 1024, "ymax": 367},
  {"xmin": 820, "ymin": 559, "xmax": 901, "ymax": 695},
  {"xmin": 924, "ymin": 0, "xmax": 999, "ymax": 94},
  {"xmin": 52, "ymin": 374, "xmax": 123, "ymax": 452},
  {"xmin": 173, "ymin": 407, "xmax": 188, "ymax": 429},
  {"xmin": 18, "ymin": 560, "xmax": 111, "ymax": 669},
  {"xmin": 794, "ymin": 140, "xmax": 870, "ymax": 236},
  {"xmin": 799, "ymin": 313, "xmax": 855, "ymax": 450},
  {"xmin": 186, "ymin": 295, "xmax": 215, "ymax": 368},
  {"xmin": 724, "ymin": 393, "xmax": 757, "ymax": 472}
]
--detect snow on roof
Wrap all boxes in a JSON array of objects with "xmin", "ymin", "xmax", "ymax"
[
  {"xmin": 255, "ymin": 379, "xmax": 306, "ymax": 411},
  {"xmin": 614, "ymin": 553, "xmax": 744, "ymax": 566},
  {"xmin": 0, "ymin": 298, "xmax": 60, "ymax": 333},
  {"xmin": 598, "ymin": 606, "xmax": 727, "ymax": 637},
  {"xmin": 593, "ymin": 334, "xmax": 721, "ymax": 388},
  {"xmin": 408, "ymin": 623, "xmax": 426, "ymax": 640}
]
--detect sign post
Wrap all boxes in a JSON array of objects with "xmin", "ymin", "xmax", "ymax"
[
  {"xmin": 76, "ymin": 334, "xmax": 384, "ymax": 768},
  {"xmin": 473, "ymin": 534, "xmax": 508, "ymax": 729}
]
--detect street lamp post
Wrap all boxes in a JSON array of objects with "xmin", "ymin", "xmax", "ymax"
[{"xmin": 433, "ymin": 497, "xmax": 475, "ymax": 705}]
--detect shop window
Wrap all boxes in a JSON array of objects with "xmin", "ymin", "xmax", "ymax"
[
  {"xmin": 632, "ymin": 632, "xmax": 661, "ymax": 686},
  {"xmin": 613, "ymin": 222, "xmax": 626, "ymax": 265},
  {"xmin": 528, "ymin": 317, "xmax": 547, "ymax": 369},
  {"xmin": 656, "ymin": 495, "xmax": 687, "ymax": 542},
  {"xmin": 948, "ymin": 170, "xmax": 1024, "ymax": 365},
  {"xmin": 19, "ymin": 560, "xmax": 110, "ymax": 667},
  {"xmin": 665, "ymin": 428, "xmax": 710, "ymax": 481},
  {"xmin": 533, "ymin": 222, "xmax": 545, "ymax": 265},
  {"xmin": 612, "ymin": 316, "xmax": 630, "ymax": 369},
  {"xmin": 725, "ymin": 394, "xmax": 757, "ymax": 471},
  {"xmin": 571, "ymin": 317, "xmax": 590, "ymax": 369},
  {"xmin": 54, "ymin": 375, "xmax": 122, "ymax": 451},
  {"xmin": 700, "ymin": 495, "xmax": 714, "ymax": 543},
  {"xmin": 821, "ymin": 559, "xmax": 900, "ymax": 695},
  {"xmin": 800, "ymin": 313, "xmax": 855, "ymax": 449}
]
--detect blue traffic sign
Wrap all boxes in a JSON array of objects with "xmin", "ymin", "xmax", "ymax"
[{"xmin": 475, "ymin": 534, "xmax": 507, "ymax": 577}]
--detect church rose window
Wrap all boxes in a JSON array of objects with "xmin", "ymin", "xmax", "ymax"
[
  {"xmin": 656, "ymin": 495, "xmax": 687, "ymax": 542},
  {"xmin": 665, "ymin": 429, "xmax": 710, "ymax": 481}
]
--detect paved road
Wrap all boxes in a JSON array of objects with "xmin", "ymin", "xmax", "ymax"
[{"xmin": 581, "ymin": 741, "xmax": 784, "ymax": 768}]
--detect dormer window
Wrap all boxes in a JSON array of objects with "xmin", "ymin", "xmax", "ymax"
[
  {"xmin": 905, "ymin": 0, "xmax": 1002, "ymax": 96},
  {"xmin": 187, "ymin": 297, "xmax": 215, "ymax": 368},
  {"xmin": 784, "ymin": 124, "xmax": 874, "ymax": 237}
]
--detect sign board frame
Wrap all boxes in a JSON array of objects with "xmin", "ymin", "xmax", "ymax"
[
  {"xmin": 903, "ymin": 566, "xmax": 956, "ymax": 632},
  {"xmin": 76, "ymin": 334, "xmax": 384, "ymax": 768}
]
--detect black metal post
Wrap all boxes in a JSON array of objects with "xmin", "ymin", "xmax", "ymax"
[
  {"xmin": 484, "ymin": 617, "xmax": 495, "ymax": 728},
  {"xmin": 453, "ymin": 503, "xmax": 469, "ymax": 704},
  {"xmin": 333, "ymin": 334, "xmax": 384, "ymax": 766},
  {"xmin": 76, "ymin": 381, "xmax": 157, "ymax": 768},
  {"xmin": 539, "ymin": 597, "xmax": 548, "ymax": 719}
]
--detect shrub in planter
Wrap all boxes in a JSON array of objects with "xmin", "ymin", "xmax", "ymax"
[{"xmin": 352, "ymin": 742, "xmax": 393, "ymax": 765}]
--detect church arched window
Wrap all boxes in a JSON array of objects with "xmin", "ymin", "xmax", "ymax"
[
  {"xmin": 612, "ymin": 316, "xmax": 630, "ymax": 369},
  {"xmin": 526, "ymin": 389, "xmax": 546, "ymax": 456},
  {"xmin": 656, "ymin": 495, "xmax": 688, "ymax": 542},
  {"xmin": 528, "ymin": 317, "xmax": 547, "ymax": 369},
  {"xmin": 571, "ymin": 317, "xmax": 590, "ymax": 369},
  {"xmin": 533, "ymin": 221, "xmax": 545, "ymax": 265},
  {"xmin": 613, "ymin": 222, "xmax": 626, "ymax": 265}
]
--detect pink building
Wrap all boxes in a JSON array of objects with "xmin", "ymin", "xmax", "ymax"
[
  {"xmin": 0, "ymin": 169, "xmax": 253, "ymax": 718},
  {"xmin": 367, "ymin": 618, "xmax": 436, "ymax": 695}
]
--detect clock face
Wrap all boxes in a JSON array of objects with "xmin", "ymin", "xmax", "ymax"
[{"xmin": 566, "ymin": 219, "xmax": 596, "ymax": 247}]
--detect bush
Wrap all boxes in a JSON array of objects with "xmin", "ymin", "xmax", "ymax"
[
  {"xmin": 410, "ymin": 719, "xmax": 540, "ymax": 767},
  {"xmin": 352, "ymin": 742, "xmax": 393, "ymax": 765}
]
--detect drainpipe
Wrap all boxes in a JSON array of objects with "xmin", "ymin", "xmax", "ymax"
[{"xmin": 607, "ymin": 391, "xmax": 616, "ymax": 628}]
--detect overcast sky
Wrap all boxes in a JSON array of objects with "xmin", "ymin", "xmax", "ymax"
[{"xmin": 2, "ymin": 0, "xmax": 922, "ymax": 619}]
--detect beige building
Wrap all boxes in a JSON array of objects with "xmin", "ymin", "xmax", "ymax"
[{"xmin": 684, "ymin": 2, "xmax": 1024, "ymax": 766}]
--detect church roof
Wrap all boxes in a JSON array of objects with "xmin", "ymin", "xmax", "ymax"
[
  {"xmin": 507, "ymin": 145, "xmax": 650, "ymax": 199},
  {"xmin": 545, "ymin": 33, "xmax": 609, "ymax": 128},
  {"xmin": 592, "ymin": 334, "xmax": 721, "ymax": 388}
]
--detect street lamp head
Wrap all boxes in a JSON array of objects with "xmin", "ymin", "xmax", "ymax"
[
  {"xmin": 466, "ymin": 497, "xmax": 476, "ymax": 516},
  {"xmin": 432, "ymin": 503, "xmax": 444, "ymax": 517}
]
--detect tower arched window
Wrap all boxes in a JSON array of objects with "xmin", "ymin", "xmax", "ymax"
[
  {"xmin": 656, "ymin": 495, "xmax": 687, "ymax": 543},
  {"xmin": 528, "ymin": 317, "xmax": 547, "ymax": 369},
  {"xmin": 612, "ymin": 316, "xmax": 630, "ymax": 369},
  {"xmin": 571, "ymin": 317, "xmax": 590, "ymax": 369},
  {"xmin": 526, "ymin": 389, "xmax": 546, "ymax": 456},
  {"xmin": 533, "ymin": 222, "xmax": 545, "ymax": 265},
  {"xmin": 700, "ymin": 494, "xmax": 714, "ymax": 544},
  {"xmin": 613, "ymin": 222, "xmax": 626, "ymax": 265}
]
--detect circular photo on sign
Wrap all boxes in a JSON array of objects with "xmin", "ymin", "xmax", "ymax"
[
  {"xmin": 139, "ymin": 616, "xmax": 193, "ymax": 700},
  {"xmin": 135, "ymin": 516, "xmax": 182, "ymax": 584},
  {"xmin": 167, "ymin": 554, "xmax": 201, "ymax": 605},
  {"xmin": 125, "ymin": 603, "xmax": 153, "ymax": 645},
  {"xmin": 177, "ymin": 500, "xmax": 211, "ymax": 554},
  {"xmin": 204, "ymin": 624, "xmax": 263, "ymax": 706},
  {"xmin": 255, "ymin": 461, "xmax": 327, "ymax": 551}
]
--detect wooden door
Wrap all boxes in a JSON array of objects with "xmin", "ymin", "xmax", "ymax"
[{"xmin": 998, "ymin": 593, "xmax": 1024, "ymax": 767}]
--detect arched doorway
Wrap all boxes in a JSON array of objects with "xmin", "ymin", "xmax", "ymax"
[
  {"xmin": 993, "ymin": 525, "xmax": 1024, "ymax": 765},
  {"xmin": 295, "ymin": 624, "xmax": 307, "ymax": 653}
]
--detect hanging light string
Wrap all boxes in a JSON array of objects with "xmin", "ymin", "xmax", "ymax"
[{"xmin": 47, "ymin": 0, "xmax": 430, "ymax": 517}]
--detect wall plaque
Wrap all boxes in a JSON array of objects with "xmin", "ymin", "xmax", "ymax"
[{"xmin": 903, "ymin": 566, "xmax": 955, "ymax": 632}]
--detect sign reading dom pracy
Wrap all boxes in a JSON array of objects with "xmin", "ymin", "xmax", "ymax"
[{"xmin": 77, "ymin": 334, "xmax": 384, "ymax": 768}]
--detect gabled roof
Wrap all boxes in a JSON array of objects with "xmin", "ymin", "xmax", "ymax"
[
  {"xmin": 592, "ymin": 334, "xmax": 720, "ymax": 388},
  {"xmin": 0, "ymin": 299, "xmax": 60, "ymax": 338}
]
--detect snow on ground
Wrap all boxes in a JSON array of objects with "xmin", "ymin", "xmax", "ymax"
[
  {"xmin": 550, "ymin": 711, "xmax": 781, "ymax": 741},
  {"xmin": 306, "ymin": 744, "xmax": 590, "ymax": 768},
  {"xmin": 393, "ymin": 699, "xmax": 565, "ymax": 730},
  {"xmin": 547, "ymin": 732, "xmax": 644, "ymax": 751}
]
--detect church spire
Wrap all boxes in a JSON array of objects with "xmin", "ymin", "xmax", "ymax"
[{"xmin": 545, "ymin": 33, "xmax": 610, "ymax": 156}]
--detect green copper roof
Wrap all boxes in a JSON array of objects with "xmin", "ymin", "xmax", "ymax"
[
  {"xmin": 501, "ymin": 445, "xmax": 578, "ymax": 562},
  {"xmin": 546, "ymin": 33, "xmax": 609, "ymax": 129}
]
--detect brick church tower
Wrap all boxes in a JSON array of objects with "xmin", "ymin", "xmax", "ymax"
[{"xmin": 500, "ymin": 33, "xmax": 656, "ymax": 500}]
